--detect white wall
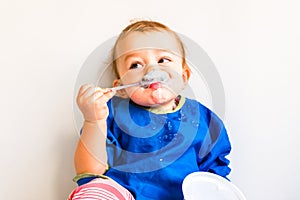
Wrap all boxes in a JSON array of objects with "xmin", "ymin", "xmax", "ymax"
[{"xmin": 1, "ymin": 0, "xmax": 299, "ymax": 199}]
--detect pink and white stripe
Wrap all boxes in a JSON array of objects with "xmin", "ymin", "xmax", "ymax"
[{"xmin": 68, "ymin": 178, "xmax": 135, "ymax": 200}]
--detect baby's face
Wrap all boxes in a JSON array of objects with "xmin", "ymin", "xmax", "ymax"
[{"xmin": 114, "ymin": 31, "xmax": 188, "ymax": 109}]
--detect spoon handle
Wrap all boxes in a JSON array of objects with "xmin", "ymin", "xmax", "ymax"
[{"xmin": 109, "ymin": 82, "xmax": 141, "ymax": 91}]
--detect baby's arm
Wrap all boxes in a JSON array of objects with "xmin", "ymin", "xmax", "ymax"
[
  {"xmin": 198, "ymin": 112, "xmax": 231, "ymax": 179},
  {"xmin": 74, "ymin": 84, "xmax": 115, "ymax": 175}
]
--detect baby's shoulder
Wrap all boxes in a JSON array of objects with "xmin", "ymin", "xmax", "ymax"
[
  {"xmin": 183, "ymin": 97, "xmax": 210, "ymax": 113},
  {"xmin": 183, "ymin": 97, "xmax": 223, "ymax": 123}
]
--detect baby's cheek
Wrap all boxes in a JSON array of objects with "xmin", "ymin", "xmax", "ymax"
[
  {"xmin": 126, "ymin": 87, "xmax": 143, "ymax": 98},
  {"xmin": 126, "ymin": 88, "xmax": 148, "ymax": 102}
]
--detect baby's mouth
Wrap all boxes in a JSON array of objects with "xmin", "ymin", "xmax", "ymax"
[
  {"xmin": 141, "ymin": 81, "xmax": 163, "ymax": 89},
  {"xmin": 148, "ymin": 82, "xmax": 162, "ymax": 89}
]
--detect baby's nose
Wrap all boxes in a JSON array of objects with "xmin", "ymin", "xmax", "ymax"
[{"xmin": 144, "ymin": 64, "xmax": 161, "ymax": 73}]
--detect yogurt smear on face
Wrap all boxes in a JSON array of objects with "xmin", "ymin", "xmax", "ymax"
[{"xmin": 141, "ymin": 70, "xmax": 169, "ymax": 87}]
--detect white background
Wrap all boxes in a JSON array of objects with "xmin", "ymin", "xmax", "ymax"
[{"xmin": 1, "ymin": 0, "xmax": 299, "ymax": 199}]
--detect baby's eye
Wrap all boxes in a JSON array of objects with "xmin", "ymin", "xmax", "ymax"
[
  {"xmin": 130, "ymin": 63, "xmax": 143, "ymax": 69},
  {"xmin": 158, "ymin": 57, "xmax": 171, "ymax": 64}
]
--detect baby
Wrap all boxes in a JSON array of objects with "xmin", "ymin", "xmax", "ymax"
[{"xmin": 68, "ymin": 20, "xmax": 231, "ymax": 200}]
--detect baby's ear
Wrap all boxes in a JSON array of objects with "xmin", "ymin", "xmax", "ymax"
[
  {"xmin": 182, "ymin": 63, "xmax": 191, "ymax": 84},
  {"xmin": 113, "ymin": 79, "xmax": 128, "ymax": 98}
]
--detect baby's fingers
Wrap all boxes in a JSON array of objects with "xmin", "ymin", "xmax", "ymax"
[
  {"xmin": 78, "ymin": 83, "xmax": 94, "ymax": 96},
  {"xmin": 93, "ymin": 88, "xmax": 115, "ymax": 104},
  {"xmin": 77, "ymin": 84, "xmax": 100, "ymax": 106}
]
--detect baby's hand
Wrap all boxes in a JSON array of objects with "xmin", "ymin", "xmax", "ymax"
[{"xmin": 77, "ymin": 84, "xmax": 115, "ymax": 123}]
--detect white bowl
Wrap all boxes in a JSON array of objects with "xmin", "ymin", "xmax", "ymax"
[{"xmin": 182, "ymin": 172, "xmax": 246, "ymax": 200}]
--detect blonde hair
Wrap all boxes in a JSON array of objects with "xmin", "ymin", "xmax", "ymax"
[{"xmin": 112, "ymin": 20, "xmax": 191, "ymax": 79}]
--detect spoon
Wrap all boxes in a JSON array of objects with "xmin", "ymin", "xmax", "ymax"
[{"xmin": 110, "ymin": 76, "xmax": 168, "ymax": 91}]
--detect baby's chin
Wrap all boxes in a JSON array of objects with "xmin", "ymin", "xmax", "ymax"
[{"xmin": 150, "ymin": 88, "xmax": 170, "ymax": 104}]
